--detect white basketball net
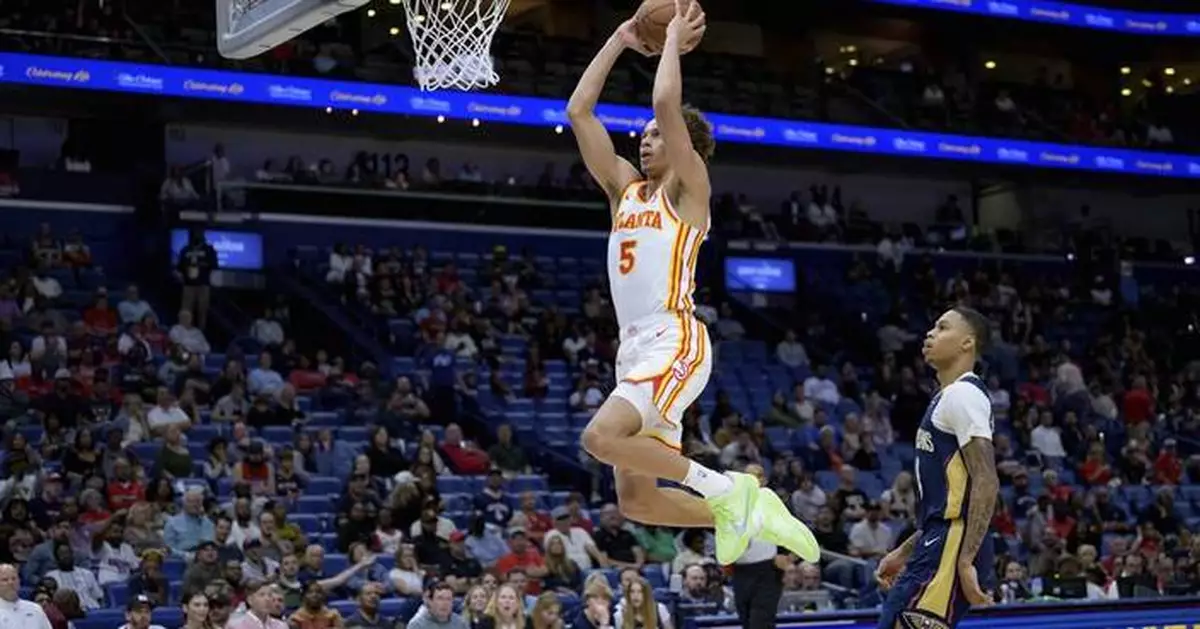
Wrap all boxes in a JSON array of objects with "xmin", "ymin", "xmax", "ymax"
[
  {"xmin": 228, "ymin": 0, "xmax": 270, "ymax": 32},
  {"xmin": 404, "ymin": 0, "xmax": 510, "ymax": 91}
]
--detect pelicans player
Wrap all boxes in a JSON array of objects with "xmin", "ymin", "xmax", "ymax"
[
  {"xmin": 567, "ymin": 0, "xmax": 818, "ymax": 565},
  {"xmin": 876, "ymin": 306, "xmax": 997, "ymax": 629}
]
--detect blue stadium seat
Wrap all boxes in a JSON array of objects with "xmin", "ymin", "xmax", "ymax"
[
  {"xmin": 307, "ymin": 476, "xmax": 342, "ymax": 495},
  {"xmin": 298, "ymin": 496, "xmax": 334, "ymax": 514}
]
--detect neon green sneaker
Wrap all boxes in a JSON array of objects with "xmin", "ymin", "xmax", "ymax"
[
  {"xmin": 706, "ymin": 472, "xmax": 762, "ymax": 565},
  {"xmin": 756, "ymin": 487, "xmax": 821, "ymax": 562}
]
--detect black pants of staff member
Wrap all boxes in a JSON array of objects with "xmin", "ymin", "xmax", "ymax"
[{"xmin": 733, "ymin": 560, "xmax": 783, "ymax": 629}]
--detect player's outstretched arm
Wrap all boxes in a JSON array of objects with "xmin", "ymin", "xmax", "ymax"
[
  {"xmin": 566, "ymin": 24, "xmax": 645, "ymax": 201},
  {"xmin": 652, "ymin": 0, "xmax": 709, "ymax": 195}
]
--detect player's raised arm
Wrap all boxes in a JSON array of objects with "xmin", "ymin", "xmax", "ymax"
[
  {"xmin": 652, "ymin": 0, "xmax": 709, "ymax": 195},
  {"xmin": 566, "ymin": 23, "xmax": 647, "ymax": 201}
]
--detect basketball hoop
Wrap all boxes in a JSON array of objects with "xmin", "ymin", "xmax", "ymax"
[
  {"xmin": 403, "ymin": 0, "xmax": 510, "ymax": 91},
  {"xmin": 217, "ymin": 0, "xmax": 369, "ymax": 60}
]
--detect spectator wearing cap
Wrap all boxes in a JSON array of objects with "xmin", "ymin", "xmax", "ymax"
[
  {"xmin": 494, "ymin": 528, "xmax": 547, "ymax": 594},
  {"xmin": 463, "ymin": 515, "xmax": 508, "ymax": 570},
  {"xmin": 118, "ymin": 594, "xmax": 166, "ymax": 629},
  {"xmin": 592, "ymin": 504, "xmax": 644, "ymax": 570},
  {"xmin": 184, "ymin": 540, "xmax": 223, "ymax": 592},
  {"xmin": 240, "ymin": 536, "xmax": 280, "ymax": 583},
  {"xmin": 411, "ymin": 506, "xmax": 452, "ymax": 566},
  {"xmin": 163, "ymin": 487, "xmax": 215, "ymax": 557},
  {"xmin": 847, "ymin": 501, "xmax": 892, "ymax": 563},
  {"xmin": 474, "ymin": 470, "xmax": 513, "ymax": 528},
  {"xmin": 542, "ymin": 506, "xmax": 603, "ymax": 571},
  {"xmin": 441, "ymin": 531, "xmax": 483, "ymax": 593},
  {"xmin": 0, "ymin": 563, "xmax": 53, "ymax": 629}
]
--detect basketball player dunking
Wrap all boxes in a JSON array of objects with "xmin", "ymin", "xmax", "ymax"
[
  {"xmin": 566, "ymin": 0, "xmax": 818, "ymax": 565},
  {"xmin": 876, "ymin": 306, "xmax": 998, "ymax": 629}
]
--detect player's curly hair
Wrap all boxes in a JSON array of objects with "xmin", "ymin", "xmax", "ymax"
[{"xmin": 682, "ymin": 104, "xmax": 716, "ymax": 163}]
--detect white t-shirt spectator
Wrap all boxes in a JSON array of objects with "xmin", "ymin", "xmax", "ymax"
[
  {"xmin": 1146, "ymin": 124, "xmax": 1174, "ymax": 145},
  {"xmin": 803, "ymin": 375, "xmax": 841, "ymax": 405},
  {"xmin": 791, "ymin": 486, "xmax": 826, "ymax": 523},
  {"xmin": 848, "ymin": 520, "xmax": 893, "ymax": 558},
  {"xmin": 169, "ymin": 323, "xmax": 211, "ymax": 355},
  {"xmin": 31, "ymin": 276, "xmax": 62, "ymax": 300},
  {"xmin": 562, "ymin": 335, "xmax": 587, "ymax": 365},
  {"xmin": 877, "ymin": 323, "xmax": 916, "ymax": 354},
  {"xmin": 47, "ymin": 566, "xmax": 104, "ymax": 609},
  {"xmin": 807, "ymin": 203, "xmax": 838, "ymax": 228},
  {"xmin": 251, "ymin": 318, "xmax": 285, "ymax": 346},
  {"xmin": 776, "ymin": 340, "xmax": 809, "ymax": 368},
  {"xmin": 716, "ymin": 317, "xmax": 746, "ymax": 341},
  {"xmin": 543, "ymin": 527, "xmax": 598, "ymax": 571},
  {"xmin": 96, "ymin": 540, "xmax": 140, "ymax": 585},
  {"xmin": 148, "ymin": 404, "xmax": 191, "ymax": 430},
  {"xmin": 117, "ymin": 332, "xmax": 153, "ymax": 358},
  {"xmin": 444, "ymin": 332, "xmax": 478, "ymax": 360},
  {"xmin": 326, "ymin": 251, "xmax": 353, "ymax": 283},
  {"xmin": 160, "ymin": 176, "xmax": 199, "ymax": 203},
  {"xmin": 118, "ymin": 299, "xmax": 156, "ymax": 324},
  {"xmin": 30, "ymin": 335, "xmax": 67, "ymax": 361},
  {"xmin": 1030, "ymin": 424, "xmax": 1066, "ymax": 458}
]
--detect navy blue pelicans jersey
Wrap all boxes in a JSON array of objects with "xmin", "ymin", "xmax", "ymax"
[{"xmin": 878, "ymin": 372, "xmax": 995, "ymax": 629}]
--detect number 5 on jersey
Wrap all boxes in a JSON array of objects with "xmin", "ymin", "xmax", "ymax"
[{"xmin": 619, "ymin": 240, "xmax": 638, "ymax": 275}]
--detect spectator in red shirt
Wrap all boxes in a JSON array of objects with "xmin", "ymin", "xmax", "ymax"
[
  {"xmin": 509, "ymin": 491, "xmax": 553, "ymax": 546},
  {"xmin": 439, "ymin": 423, "xmax": 490, "ymax": 475},
  {"xmin": 1043, "ymin": 469, "xmax": 1072, "ymax": 503},
  {"xmin": 1080, "ymin": 442, "xmax": 1114, "ymax": 486},
  {"xmin": 82, "ymin": 292, "xmax": 118, "ymax": 337},
  {"xmin": 1153, "ymin": 439, "xmax": 1183, "ymax": 485},
  {"xmin": 493, "ymin": 528, "xmax": 547, "ymax": 594},
  {"xmin": 1047, "ymin": 501, "xmax": 1077, "ymax": 540},
  {"xmin": 1123, "ymin": 376, "xmax": 1154, "ymax": 424},
  {"xmin": 107, "ymin": 457, "xmax": 145, "ymax": 512}
]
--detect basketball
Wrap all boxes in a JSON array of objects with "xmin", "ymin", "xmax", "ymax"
[{"xmin": 634, "ymin": 0, "xmax": 703, "ymax": 54}]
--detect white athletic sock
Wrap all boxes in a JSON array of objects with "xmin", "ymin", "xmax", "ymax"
[{"xmin": 682, "ymin": 461, "xmax": 734, "ymax": 498}]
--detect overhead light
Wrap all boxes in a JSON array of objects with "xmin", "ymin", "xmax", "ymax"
[
  {"xmin": 414, "ymin": 14, "xmax": 426, "ymax": 22},
  {"xmin": 389, "ymin": 26, "xmax": 400, "ymax": 35},
  {"xmin": 325, "ymin": 106, "xmax": 333, "ymax": 113},
  {"xmin": 471, "ymin": 118, "xmax": 480, "ymax": 127},
  {"xmin": 1186, "ymin": 255, "xmax": 1196, "ymax": 266},
  {"xmin": 628, "ymin": 130, "xmax": 637, "ymax": 137},
  {"xmin": 1165, "ymin": 67, "xmax": 1176, "ymax": 75},
  {"xmin": 848, "ymin": 59, "xmax": 858, "ymax": 66},
  {"xmin": 554, "ymin": 125, "xmax": 564, "ymax": 134},
  {"xmin": 436, "ymin": 115, "xmax": 446, "ymax": 123},
  {"xmin": 825, "ymin": 66, "xmax": 834, "ymax": 75},
  {"xmin": 1120, "ymin": 66, "xmax": 1131, "ymax": 75},
  {"xmin": 351, "ymin": 109, "xmax": 359, "ymax": 116},
  {"xmin": 440, "ymin": 1, "xmax": 452, "ymax": 8},
  {"xmin": 1166, "ymin": 86, "xmax": 1175, "ymax": 94},
  {"xmin": 366, "ymin": 8, "xmax": 375, "ymax": 17},
  {"xmin": 984, "ymin": 60, "xmax": 997, "ymax": 69},
  {"xmin": 846, "ymin": 45, "xmax": 857, "ymax": 53},
  {"xmin": 1185, "ymin": 78, "xmax": 1193, "ymax": 85},
  {"xmin": 1120, "ymin": 87, "xmax": 1132, "ymax": 96},
  {"xmin": 389, "ymin": 0, "xmax": 400, "ymax": 3},
  {"xmin": 1142, "ymin": 79, "xmax": 1153, "ymax": 88}
]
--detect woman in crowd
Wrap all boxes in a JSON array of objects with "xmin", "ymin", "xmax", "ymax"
[{"xmin": 485, "ymin": 583, "xmax": 525, "ymax": 629}]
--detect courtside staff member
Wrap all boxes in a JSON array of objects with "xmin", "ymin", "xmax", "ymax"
[
  {"xmin": 732, "ymin": 465, "xmax": 787, "ymax": 629},
  {"xmin": 0, "ymin": 564, "xmax": 52, "ymax": 629}
]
